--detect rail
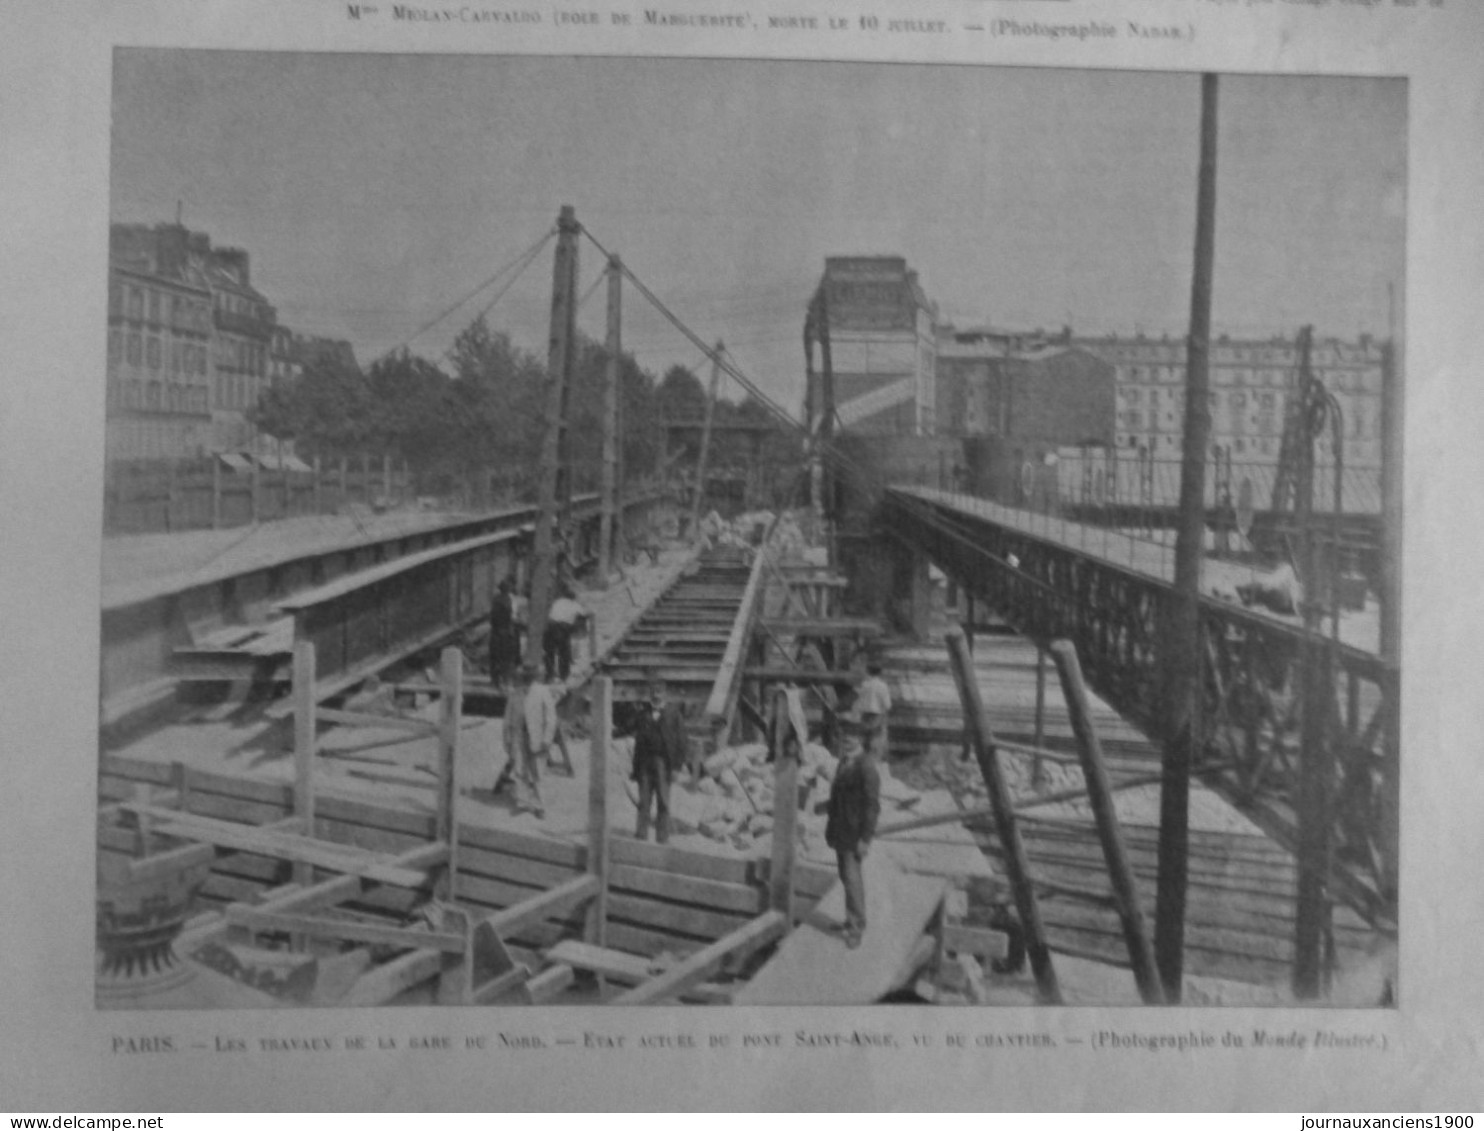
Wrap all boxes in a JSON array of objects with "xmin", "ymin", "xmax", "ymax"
[{"xmin": 703, "ymin": 542, "xmax": 771, "ymax": 742}]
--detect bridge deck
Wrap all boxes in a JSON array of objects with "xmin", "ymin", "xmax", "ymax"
[{"xmin": 894, "ymin": 486, "xmax": 1379, "ymax": 654}]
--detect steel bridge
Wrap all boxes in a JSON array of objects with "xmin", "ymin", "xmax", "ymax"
[{"xmin": 881, "ymin": 485, "xmax": 1399, "ymax": 985}]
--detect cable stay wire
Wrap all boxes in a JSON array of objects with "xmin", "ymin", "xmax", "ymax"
[{"xmin": 381, "ymin": 227, "xmax": 557, "ymax": 361}]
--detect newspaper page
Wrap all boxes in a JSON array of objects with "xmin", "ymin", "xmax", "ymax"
[{"xmin": 2, "ymin": 0, "xmax": 1482, "ymax": 1112}]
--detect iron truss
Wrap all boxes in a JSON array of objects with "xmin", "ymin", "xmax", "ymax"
[{"xmin": 881, "ymin": 490, "xmax": 1398, "ymax": 929}]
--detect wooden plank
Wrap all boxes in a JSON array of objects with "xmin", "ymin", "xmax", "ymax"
[
  {"xmin": 126, "ymin": 809, "xmax": 431, "ymax": 888},
  {"xmin": 125, "ymin": 841, "xmax": 216, "ymax": 884},
  {"xmin": 614, "ymin": 910, "xmax": 786, "ymax": 1005},
  {"xmin": 1049, "ymin": 640, "xmax": 1162, "ymax": 1004},
  {"xmin": 735, "ymin": 856, "xmax": 946, "ymax": 1006},
  {"xmin": 316, "ymin": 707, "xmax": 439, "ymax": 736},
  {"xmin": 946, "ymin": 628, "xmax": 1061, "ymax": 1004},
  {"xmin": 225, "ymin": 907, "xmax": 466, "ymax": 953},
  {"xmin": 470, "ymin": 964, "xmax": 534, "ymax": 1005},
  {"xmin": 480, "ymin": 875, "xmax": 600, "ymax": 937},
  {"xmin": 703, "ymin": 545, "xmax": 769, "ymax": 722},
  {"xmin": 942, "ymin": 924, "xmax": 1011, "ymax": 963},
  {"xmin": 340, "ymin": 948, "xmax": 445, "ymax": 1007},
  {"xmin": 522, "ymin": 963, "xmax": 575, "ymax": 1004},
  {"xmin": 545, "ymin": 939, "xmax": 652, "ymax": 982}
]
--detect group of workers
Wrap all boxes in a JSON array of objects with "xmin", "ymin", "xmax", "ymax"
[
  {"xmin": 488, "ymin": 577, "xmax": 591, "ymax": 688},
  {"xmin": 483, "ymin": 570, "xmax": 892, "ymax": 951}
]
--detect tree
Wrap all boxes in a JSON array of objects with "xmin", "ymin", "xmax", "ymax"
[{"xmin": 252, "ymin": 349, "xmax": 374, "ymax": 458}]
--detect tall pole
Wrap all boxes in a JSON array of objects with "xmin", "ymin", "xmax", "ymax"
[
  {"xmin": 817, "ymin": 288, "xmax": 836, "ymax": 526},
  {"xmin": 690, "ymin": 340, "xmax": 724, "ymax": 538},
  {"xmin": 599, "ymin": 255, "xmax": 622, "ymax": 579},
  {"xmin": 527, "ymin": 205, "xmax": 580, "ymax": 670},
  {"xmin": 1153, "ymin": 72, "xmax": 1219, "ymax": 1002},
  {"xmin": 804, "ymin": 301, "xmax": 822, "ymax": 524},
  {"xmin": 1377, "ymin": 335, "xmax": 1401, "ymax": 904}
]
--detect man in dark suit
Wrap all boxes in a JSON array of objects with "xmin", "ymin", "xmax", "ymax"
[
  {"xmin": 629, "ymin": 676, "xmax": 688, "ymax": 844},
  {"xmin": 824, "ymin": 715, "xmax": 881, "ymax": 949},
  {"xmin": 487, "ymin": 577, "xmax": 517, "ymax": 688}
]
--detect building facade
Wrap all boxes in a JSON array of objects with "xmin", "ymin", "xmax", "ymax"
[
  {"xmin": 107, "ymin": 222, "xmax": 354, "ymax": 464},
  {"xmin": 816, "ymin": 256, "xmax": 939, "ymax": 437},
  {"xmin": 1075, "ymin": 331, "xmax": 1383, "ymax": 472},
  {"xmin": 106, "ymin": 226, "xmax": 216, "ymax": 461}
]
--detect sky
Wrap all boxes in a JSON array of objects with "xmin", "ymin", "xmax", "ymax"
[{"xmin": 110, "ymin": 51, "xmax": 1406, "ymax": 414}]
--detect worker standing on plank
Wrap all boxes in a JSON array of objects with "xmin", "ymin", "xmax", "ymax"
[
  {"xmin": 544, "ymin": 586, "xmax": 587, "ymax": 683},
  {"xmin": 824, "ymin": 715, "xmax": 880, "ymax": 950},
  {"xmin": 503, "ymin": 663, "xmax": 555, "ymax": 819},
  {"xmin": 629, "ymin": 675, "xmax": 689, "ymax": 844},
  {"xmin": 856, "ymin": 660, "xmax": 892, "ymax": 761}
]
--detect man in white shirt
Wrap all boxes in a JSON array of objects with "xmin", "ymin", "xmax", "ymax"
[{"xmin": 543, "ymin": 588, "xmax": 588, "ymax": 682}]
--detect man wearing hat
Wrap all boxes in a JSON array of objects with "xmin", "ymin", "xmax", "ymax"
[
  {"xmin": 855, "ymin": 659, "xmax": 892, "ymax": 761},
  {"xmin": 824, "ymin": 714, "xmax": 881, "ymax": 949},
  {"xmin": 629, "ymin": 675, "xmax": 689, "ymax": 843},
  {"xmin": 502, "ymin": 663, "xmax": 556, "ymax": 818}
]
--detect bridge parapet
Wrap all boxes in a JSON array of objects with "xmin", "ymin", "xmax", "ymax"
[{"xmin": 881, "ymin": 486, "xmax": 1398, "ymax": 935}]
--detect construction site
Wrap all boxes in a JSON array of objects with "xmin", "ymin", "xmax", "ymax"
[{"xmin": 95, "ymin": 181, "xmax": 1400, "ymax": 1010}]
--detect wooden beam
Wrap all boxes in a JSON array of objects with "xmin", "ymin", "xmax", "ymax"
[
  {"xmin": 743, "ymin": 668, "xmax": 861, "ymax": 686},
  {"xmin": 613, "ymin": 910, "xmax": 786, "ymax": 1005},
  {"xmin": 340, "ymin": 948, "xmax": 444, "ymax": 1007},
  {"xmin": 118, "ymin": 805, "xmax": 437, "ymax": 888},
  {"xmin": 436, "ymin": 646, "xmax": 463, "ymax": 899},
  {"xmin": 945, "ymin": 629, "xmax": 1062, "ymax": 1004},
  {"xmin": 480, "ymin": 874, "xmax": 600, "ymax": 938},
  {"xmin": 224, "ymin": 907, "xmax": 466, "ymax": 953},
  {"xmin": 522, "ymin": 963, "xmax": 575, "ymax": 1004},
  {"xmin": 587, "ymin": 677, "xmax": 612, "ymax": 957},
  {"xmin": 315, "ymin": 708, "xmax": 438, "ymax": 736},
  {"xmin": 769, "ymin": 688, "xmax": 798, "ymax": 918},
  {"xmin": 469, "ymin": 964, "xmax": 533, "ymax": 1006},
  {"xmin": 1050, "ymin": 640, "xmax": 1164, "ymax": 1004},
  {"xmin": 292, "ymin": 641, "xmax": 317, "ymax": 902}
]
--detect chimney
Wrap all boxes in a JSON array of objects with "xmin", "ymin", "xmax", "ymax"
[
  {"xmin": 154, "ymin": 223, "xmax": 191, "ymax": 280},
  {"xmin": 215, "ymin": 248, "xmax": 250, "ymax": 285}
]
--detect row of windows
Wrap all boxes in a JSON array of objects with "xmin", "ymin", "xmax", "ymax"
[
  {"xmin": 218, "ymin": 373, "xmax": 264, "ymax": 412},
  {"xmin": 216, "ymin": 336, "xmax": 267, "ymax": 377},
  {"xmin": 109, "ymin": 377, "xmax": 210, "ymax": 415},
  {"xmin": 1119, "ymin": 366, "xmax": 1380, "ymax": 393},
  {"xmin": 215, "ymin": 291, "xmax": 267, "ymax": 321},
  {"xmin": 1119, "ymin": 406, "xmax": 1373, "ymax": 440},
  {"xmin": 109, "ymin": 418, "xmax": 212, "ymax": 461},
  {"xmin": 108, "ymin": 330, "xmax": 210, "ymax": 377},
  {"xmin": 1102, "ymin": 343, "xmax": 1377, "ymax": 366},
  {"xmin": 110, "ymin": 282, "xmax": 213, "ymax": 334}
]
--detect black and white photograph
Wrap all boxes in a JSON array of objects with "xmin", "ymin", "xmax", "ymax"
[{"xmin": 91, "ymin": 50, "xmax": 1407, "ymax": 1014}]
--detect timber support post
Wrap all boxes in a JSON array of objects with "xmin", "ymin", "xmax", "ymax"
[
  {"xmin": 586, "ymin": 677, "xmax": 612, "ymax": 990},
  {"xmin": 1155, "ymin": 70, "xmax": 1219, "ymax": 1002},
  {"xmin": 769, "ymin": 687, "xmax": 799, "ymax": 922},
  {"xmin": 946, "ymin": 629, "xmax": 1061, "ymax": 1003},
  {"xmin": 436, "ymin": 646, "xmax": 463, "ymax": 902},
  {"xmin": 1050, "ymin": 640, "xmax": 1164, "ymax": 1004},
  {"xmin": 527, "ymin": 205, "xmax": 581, "ymax": 671},
  {"xmin": 598, "ymin": 256, "xmax": 622, "ymax": 580},
  {"xmin": 291, "ymin": 640, "xmax": 317, "ymax": 951}
]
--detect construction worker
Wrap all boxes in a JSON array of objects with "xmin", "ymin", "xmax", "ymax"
[
  {"xmin": 856, "ymin": 660, "xmax": 892, "ymax": 760},
  {"xmin": 543, "ymin": 586, "xmax": 588, "ymax": 683},
  {"xmin": 824, "ymin": 715, "xmax": 881, "ymax": 950},
  {"xmin": 487, "ymin": 577, "xmax": 517, "ymax": 688},
  {"xmin": 503, "ymin": 663, "xmax": 556, "ymax": 819},
  {"xmin": 629, "ymin": 676, "xmax": 689, "ymax": 844}
]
